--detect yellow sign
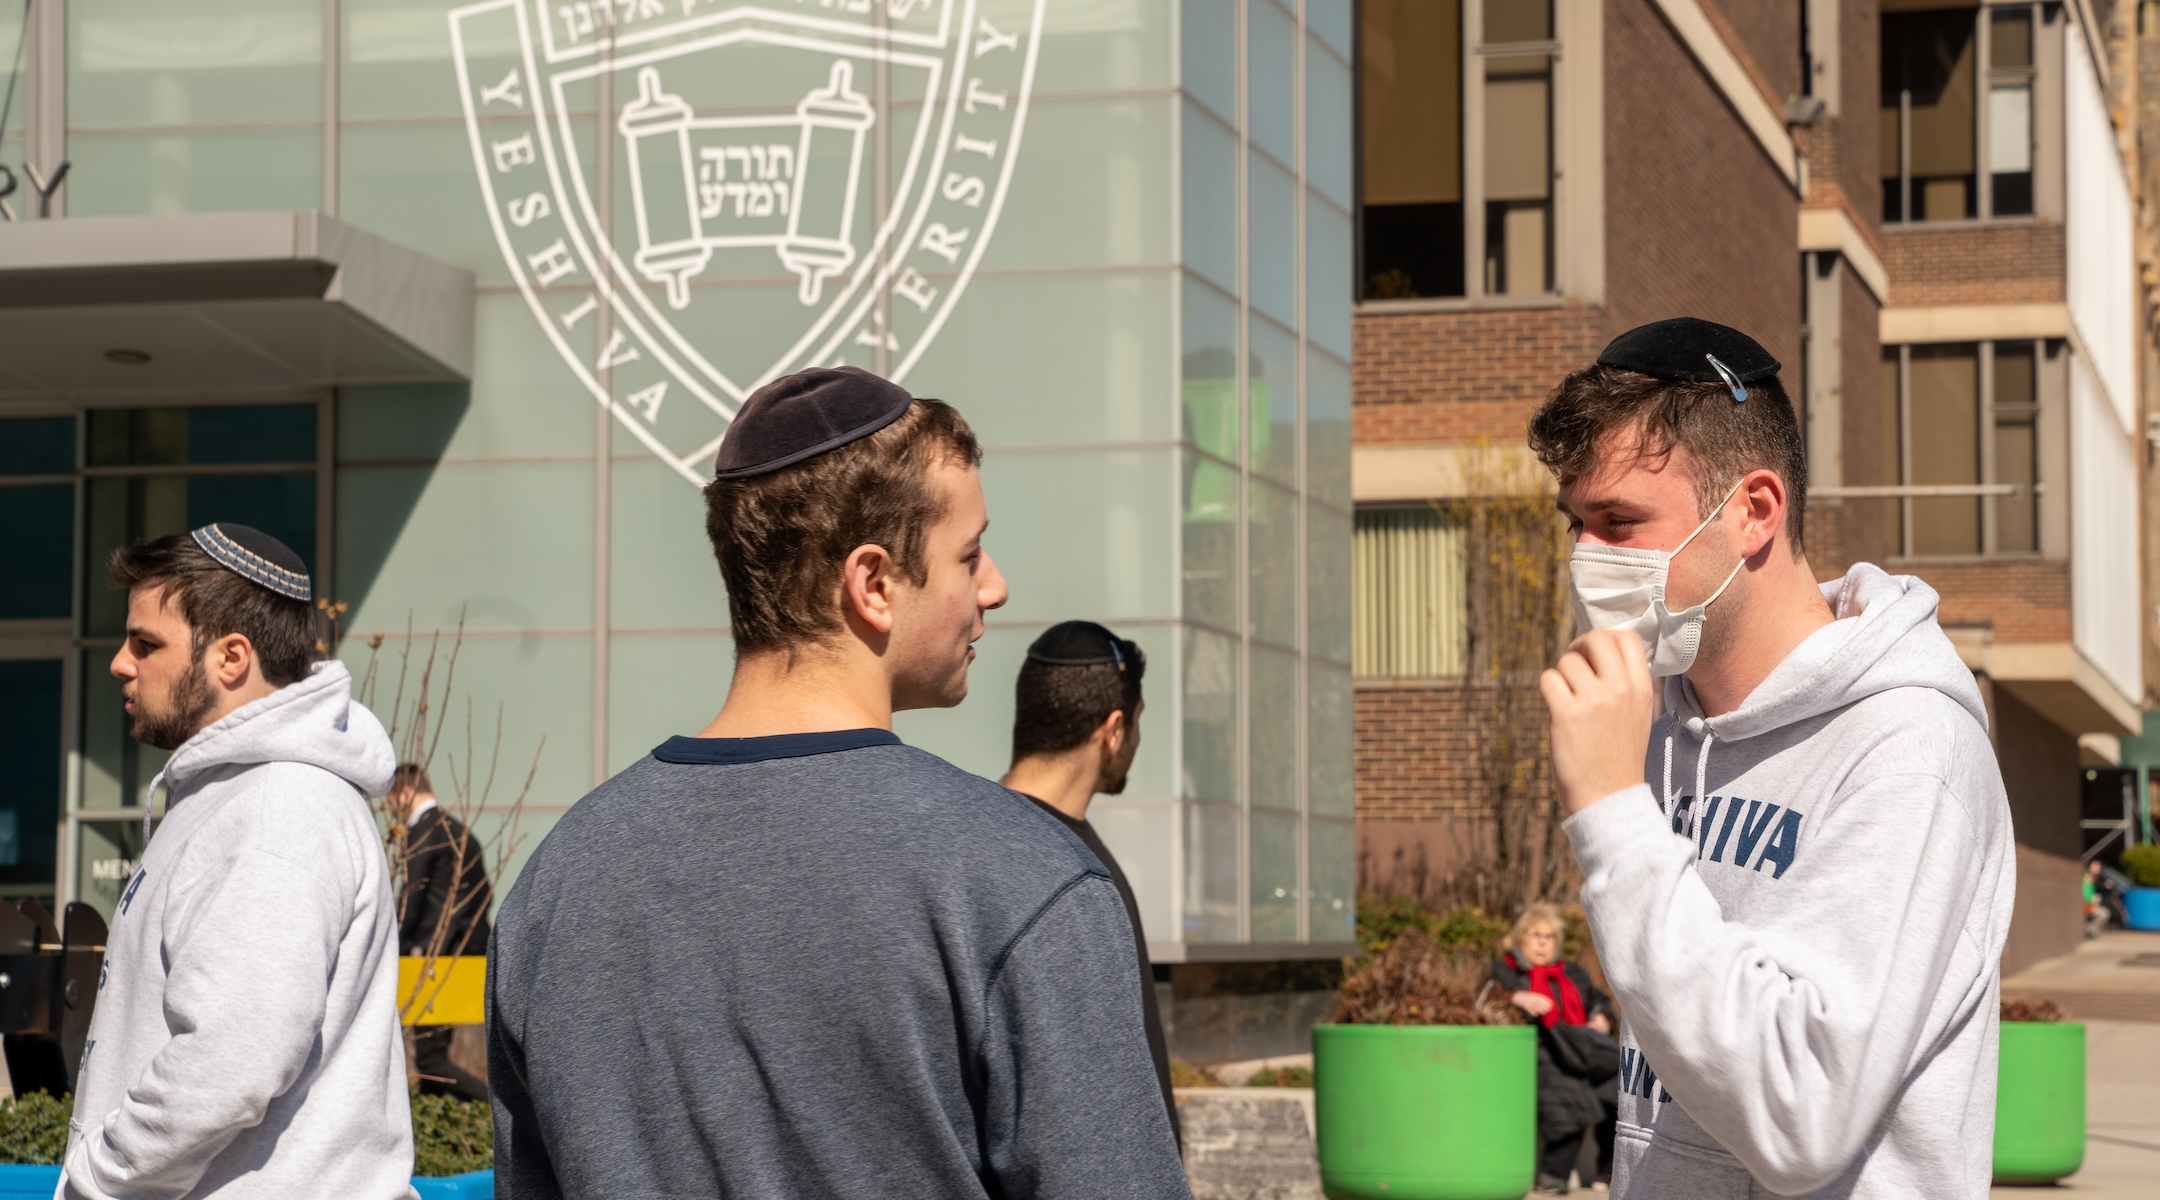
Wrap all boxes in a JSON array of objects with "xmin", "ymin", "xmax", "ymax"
[{"xmin": 397, "ymin": 955, "xmax": 486, "ymax": 1026}]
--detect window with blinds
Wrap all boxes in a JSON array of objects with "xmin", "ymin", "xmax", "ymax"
[{"xmin": 1353, "ymin": 506, "xmax": 1468, "ymax": 677}]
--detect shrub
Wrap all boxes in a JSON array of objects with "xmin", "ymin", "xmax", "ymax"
[
  {"xmin": 0, "ymin": 1092, "xmax": 70, "ymax": 1165},
  {"xmin": 0, "ymin": 1089, "xmax": 493, "ymax": 1175},
  {"xmin": 1335, "ymin": 928, "xmax": 1523, "ymax": 1026},
  {"xmin": 1354, "ymin": 893, "xmax": 1511, "ymax": 961},
  {"xmin": 1168, "ymin": 1059, "xmax": 1214, "ymax": 1089},
  {"xmin": 2120, "ymin": 845, "xmax": 2160, "ymax": 888},
  {"xmin": 1242, "ymin": 1065, "xmax": 1315, "ymax": 1088},
  {"xmin": 2002, "ymin": 998, "xmax": 2064, "ymax": 1023},
  {"xmin": 411, "ymin": 1093, "xmax": 493, "ymax": 1176}
]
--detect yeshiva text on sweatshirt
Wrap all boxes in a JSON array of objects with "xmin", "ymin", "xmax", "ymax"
[
  {"xmin": 63, "ymin": 661, "xmax": 415, "ymax": 1200},
  {"xmin": 1566, "ymin": 564, "xmax": 2016, "ymax": 1199}
]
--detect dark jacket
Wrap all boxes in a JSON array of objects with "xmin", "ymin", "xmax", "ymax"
[
  {"xmin": 399, "ymin": 806, "xmax": 493, "ymax": 958},
  {"xmin": 1492, "ymin": 955, "xmax": 1617, "ymax": 1137}
]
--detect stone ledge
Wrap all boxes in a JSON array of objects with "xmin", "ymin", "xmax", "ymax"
[{"xmin": 1177, "ymin": 1088, "xmax": 1322, "ymax": 1200}]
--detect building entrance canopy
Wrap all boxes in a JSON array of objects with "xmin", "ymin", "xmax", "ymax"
[{"xmin": 0, "ymin": 212, "xmax": 474, "ymax": 396}]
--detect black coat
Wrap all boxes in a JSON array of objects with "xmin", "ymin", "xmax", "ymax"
[
  {"xmin": 399, "ymin": 808, "xmax": 494, "ymax": 958},
  {"xmin": 1491, "ymin": 956, "xmax": 1617, "ymax": 1137}
]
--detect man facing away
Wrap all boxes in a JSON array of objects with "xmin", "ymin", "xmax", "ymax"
[
  {"xmin": 65, "ymin": 524, "xmax": 411, "ymax": 1200},
  {"xmin": 998, "ymin": 620, "xmax": 1180, "ymax": 1146},
  {"xmin": 1532, "ymin": 318, "xmax": 2015, "ymax": 1198},
  {"xmin": 486, "ymin": 368, "xmax": 1191, "ymax": 1199},
  {"xmin": 387, "ymin": 763, "xmax": 493, "ymax": 1101}
]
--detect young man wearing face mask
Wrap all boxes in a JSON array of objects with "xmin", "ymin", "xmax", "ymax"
[
  {"xmin": 486, "ymin": 369, "xmax": 1191, "ymax": 1200},
  {"xmin": 1530, "ymin": 318, "xmax": 2015, "ymax": 1199}
]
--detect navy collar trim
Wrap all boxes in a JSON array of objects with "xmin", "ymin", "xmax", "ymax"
[{"xmin": 651, "ymin": 728, "xmax": 902, "ymax": 766}]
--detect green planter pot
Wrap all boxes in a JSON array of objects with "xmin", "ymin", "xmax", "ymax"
[
  {"xmin": 1313, "ymin": 1023, "xmax": 1535, "ymax": 1200},
  {"xmin": 1993, "ymin": 1021, "xmax": 2085, "ymax": 1184}
]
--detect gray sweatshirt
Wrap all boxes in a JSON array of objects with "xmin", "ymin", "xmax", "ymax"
[
  {"xmin": 63, "ymin": 661, "xmax": 414, "ymax": 1200},
  {"xmin": 487, "ymin": 729, "xmax": 1192, "ymax": 1200},
  {"xmin": 1565, "ymin": 564, "xmax": 2016, "ymax": 1198}
]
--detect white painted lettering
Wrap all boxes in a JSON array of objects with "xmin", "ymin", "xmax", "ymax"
[
  {"xmin": 893, "ymin": 267, "xmax": 938, "ymax": 312},
  {"xmin": 919, "ymin": 223, "xmax": 970, "ymax": 263},
  {"xmin": 626, "ymin": 381, "xmax": 666, "ymax": 422},
  {"xmin": 855, "ymin": 313, "xmax": 899, "ymax": 350},
  {"xmin": 597, "ymin": 330, "xmax": 642, "ymax": 369},
  {"xmin": 492, "ymin": 134, "xmax": 536, "ymax": 173},
  {"xmin": 963, "ymin": 78, "xmax": 1008, "ymax": 113},
  {"xmin": 480, "ymin": 69, "xmax": 525, "ymax": 109},
  {"xmin": 527, "ymin": 240, "xmax": 579, "ymax": 284},
  {"xmin": 558, "ymin": 296, "xmax": 599, "ymax": 328},
  {"xmin": 974, "ymin": 18, "xmax": 1019, "ymax": 58},
  {"xmin": 941, "ymin": 172, "xmax": 985, "ymax": 208},
  {"xmin": 507, "ymin": 192, "xmax": 552, "ymax": 227},
  {"xmin": 953, "ymin": 134, "xmax": 998, "ymax": 159}
]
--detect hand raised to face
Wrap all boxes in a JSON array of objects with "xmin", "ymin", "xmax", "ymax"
[{"xmin": 1539, "ymin": 628, "xmax": 1655, "ymax": 817}]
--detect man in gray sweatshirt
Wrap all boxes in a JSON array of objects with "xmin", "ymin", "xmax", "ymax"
[
  {"xmin": 66, "ymin": 525, "xmax": 409, "ymax": 1200},
  {"xmin": 487, "ymin": 368, "xmax": 1191, "ymax": 1198},
  {"xmin": 1532, "ymin": 319, "xmax": 2015, "ymax": 1198}
]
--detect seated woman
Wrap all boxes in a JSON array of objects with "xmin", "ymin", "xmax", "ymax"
[{"xmin": 1492, "ymin": 902, "xmax": 1617, "ymax": 1196}]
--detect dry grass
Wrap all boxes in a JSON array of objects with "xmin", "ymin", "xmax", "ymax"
[
  {"xmin": 1334, "ymin": 928, "xmax": 1524, "ymax": 1026},
  {"xmin": 336, "ymin": 606, "xmax": 542, "ymax": 1027},
  {"xmin": 2001, "ymin": 998, "xmax": 2065, "ymax": 1022}
]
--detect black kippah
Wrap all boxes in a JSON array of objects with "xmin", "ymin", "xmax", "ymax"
[
  {"xmin": 712, "ymin": 366, "xmax": 914, "ymax": 479},
  {"xmin": 1595, "ymin": 317, "xmax": 1781, "ymax": 401},
  {"xmin": 1026, "ymin": 620, "xmax": 1128, "ymax": 668},
  {"xmin": 191, "ymin": 523, "xmax": 311, "ymax": 602}
]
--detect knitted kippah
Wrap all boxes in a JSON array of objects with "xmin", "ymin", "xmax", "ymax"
[
  {"xmin": 191, "ymin": 523, "xmax": 311, "ymax": 602},
  {"xmin": 712, "ymin": 366, "xmax": 914, "ymax": 479}
]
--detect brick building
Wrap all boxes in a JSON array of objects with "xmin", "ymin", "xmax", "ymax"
[{"xmin": 1350, "ymin": 0, "xmax": 2154, "ymax": 976}]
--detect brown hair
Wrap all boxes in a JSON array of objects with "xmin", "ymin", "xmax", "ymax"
[
  {"xmin": 1010, "ymin": 641, "xmax": 1147, "ymax": 761},
  {"xmin": 1526, "ymin": 366, "xmax": 1808, "ymax": 552},
  {"xmin": 392, "ymin": 763, "xmax": 433, "ymax": 795},
  {"xmin": 107, "ymin": 534, "xmax": 318, "ymax": 685},
  {"xmin": 704, "ymin": 398, "xmax": 982, "ymax": 654}
]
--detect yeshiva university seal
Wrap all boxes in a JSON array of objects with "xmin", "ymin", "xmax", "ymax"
[{"xmin": 450, "ymin": 0, "xmax": 1045, "ymax": 484}]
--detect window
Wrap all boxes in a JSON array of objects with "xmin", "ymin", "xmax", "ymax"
[
  {"xmin": 1880, "ymin": 342, "xmax": 2043, "ymax": 556},
  {"xmin": 1352, "ymin": 506, "xmax": 1466, "ymax": 676},
  {"xmin": 77, "ymin": 404, "xmax": 321, "ymax": 816},
  {"xmin": 1359, "ymin": 0, "xmax": 1554, "ymax": 300},
  {"xmin": 1882, "ymin": 3, "xmax": 2037, "ymax": 223}
]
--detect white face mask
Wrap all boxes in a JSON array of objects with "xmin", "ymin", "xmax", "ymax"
[{"xmin": 1568, "ymin": 478, "xmax": 1747, "ymax": 677}]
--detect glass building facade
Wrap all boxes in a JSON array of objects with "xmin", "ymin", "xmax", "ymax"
[{"xmin": 0, "ymin": 0, "xmax": 1352, "ymax": 956}]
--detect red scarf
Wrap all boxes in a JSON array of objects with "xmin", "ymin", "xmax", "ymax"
[{"xmin": 1508, "ymin": 952, "xmax": 1587, "ymax": 1029}]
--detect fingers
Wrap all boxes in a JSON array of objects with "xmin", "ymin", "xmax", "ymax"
[{"xmin": 1570, "ymin": 629, "xmax": 1646, "ymax": 684}]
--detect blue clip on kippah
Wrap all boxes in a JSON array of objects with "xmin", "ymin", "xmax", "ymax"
[{"xmin": 1706, "ymin": 354, "xmax": 1748, "ymax": 402}]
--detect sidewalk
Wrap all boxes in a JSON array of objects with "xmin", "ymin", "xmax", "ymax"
[{"xmin": 1994, "ymin": 931, "xmax": 2160, "ymax": 1197}]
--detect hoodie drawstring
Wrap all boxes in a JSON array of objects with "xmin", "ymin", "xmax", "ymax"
[
  {"xmin": 143, "ymin": 769, "xmax": 166, "ymax": 847},
  {"xmin": 1661, "ymin": 727, "xmax": 1716, "ymax": 837},
  {"xmin": 1661, "ymin": 733, "xmax": 1676, "ymax": 816},
  {"xmin": 1693, "ymin": 730, "xmax": 1714, "ymax": 831}
]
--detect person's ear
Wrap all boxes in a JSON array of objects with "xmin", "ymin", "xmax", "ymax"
[
  {"xmin": 1736, "ymin": 468, "xmax": 1786, "ymax": 559},
  {"xmin": 1096, "ymin": 708, "xmax": 1127, "ymax": 757},
  {"xmin": 840, "ymin": 543, "xmax": 900, "ymax": 635},
  {"xmin": 207, "ymin": 632, "xmax": 256, "ymax": 688}
]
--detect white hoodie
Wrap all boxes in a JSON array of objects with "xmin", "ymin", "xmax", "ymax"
[
  {"xmin": 62, "ymin": 661, "xmax": 416, "ymax": 1200},
  {"xmin": 1565, "ymin": 565, "xmax": 2016, "ymax": 1198}
]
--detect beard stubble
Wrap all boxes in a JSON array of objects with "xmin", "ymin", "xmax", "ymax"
[{"xmin": 131, "ymin": 657, "xmax": 218, "ymax": 751}]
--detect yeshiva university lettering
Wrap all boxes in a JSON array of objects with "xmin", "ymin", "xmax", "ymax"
[{"xmin": 453, "ymin": 0, "xmax": 1045, "ymax": 485}]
